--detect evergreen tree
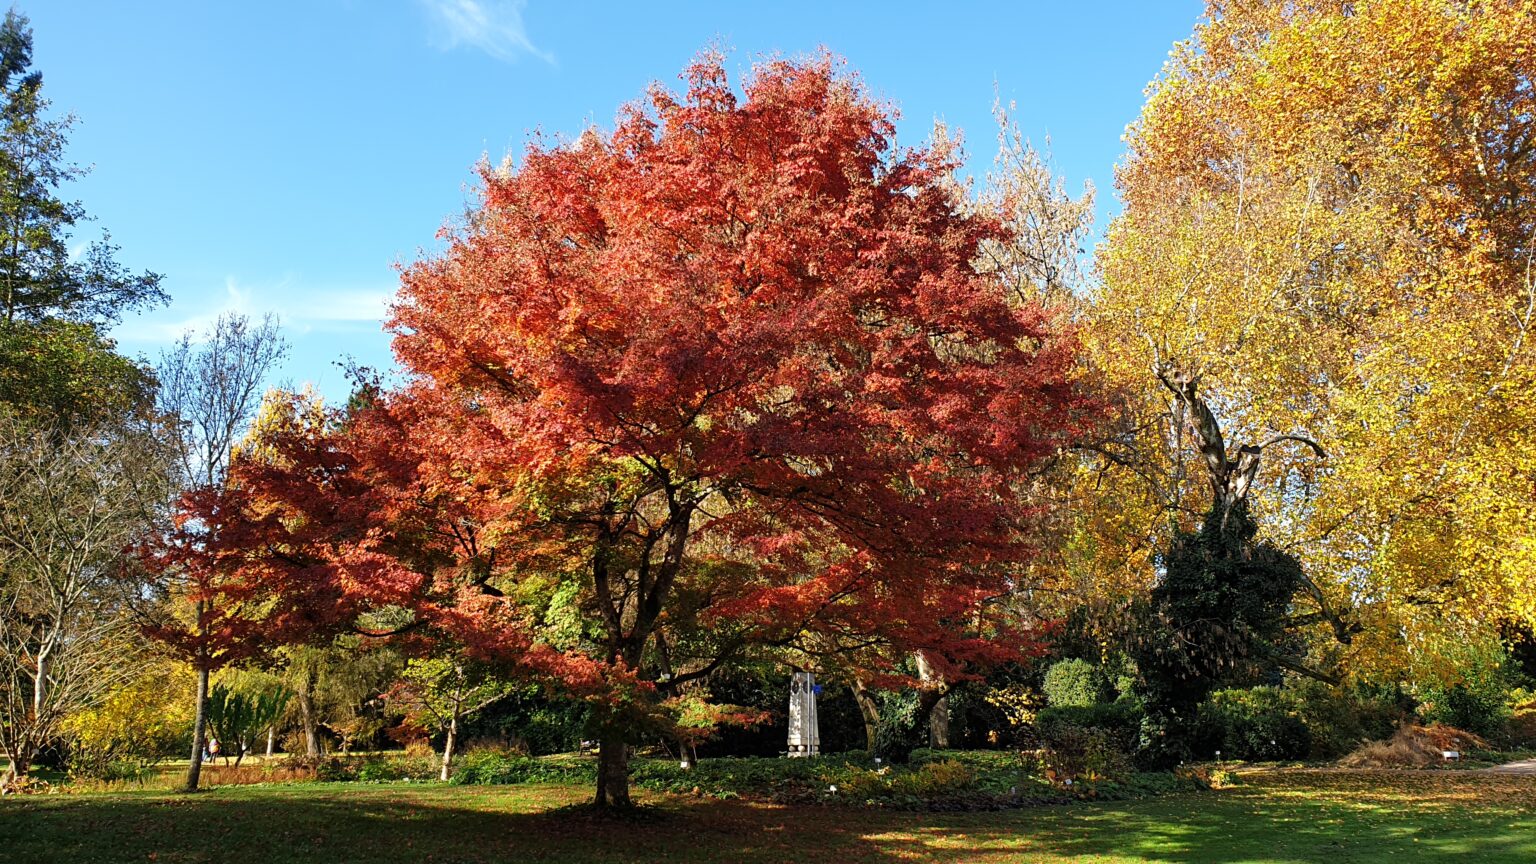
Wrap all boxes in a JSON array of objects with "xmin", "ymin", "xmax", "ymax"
[
  {"xmin": 0, "ymin": 9, "xmax": 163, "ymax": 424},
  {"xmin": 1136, "ymin": 503, "xmax": 1305, "ymax": 723}
]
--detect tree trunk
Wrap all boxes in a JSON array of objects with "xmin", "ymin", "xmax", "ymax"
[
  {"xmin": 265, "ymin": 725, "xmax": 275, "ymax": 758},
  {"xmin": 3, "ymin": 722, "xmax": 35, "ymax": 783},
  {"xmin": 852, "ymin": 681, "xmax": 880, "ymax": 752},
  {"xmin": 184, "ymin": 666, "xmax": 209, "ymax": 792},
  {"xmin": 929, "ymin": 695, "xmax": 951, "ymax": 749},
  {"xmin": 440, "ymin": 713, "xmax": 458, "ymax": 782},
  {"xmin": 4, "ymin": 746, "xmax": 29, "ymax": 783},
  {"xmin": 31, "ymin": 650, "xmax": 46, "ymax": 745},
  {"xmin": 594, "ymin": 732, "xmax": 631, "ymax": 808},
  {"xmin": 914, "ymin": 654, "xmax": 950, "ymax": 749},
  {"xmin": 297, "ymin": 670, "xmax": 322, "ymax": 756},
  {"xmin": 303, "ymin": 714, "xmax": 321, "ymax": 756},
  {"xmin": 9, "ymin": 647, "xmax": 52, "ymax": 782}
]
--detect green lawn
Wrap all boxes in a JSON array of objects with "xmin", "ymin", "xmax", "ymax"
[{"xmin": 2, "ymin": 770, "xmax": 1533, "ymax": 863}]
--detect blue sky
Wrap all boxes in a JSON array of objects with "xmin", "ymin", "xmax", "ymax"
[{"xmin": 34, "ymin": 1, "xmax": 1202, "ymax": 402}]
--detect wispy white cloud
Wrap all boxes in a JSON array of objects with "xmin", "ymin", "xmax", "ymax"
[
  {"xmin": 419, "ymin": 0, "xmax": 553, "ymax": 64},
  {"xmin": 112, "ymin": 277, "xmax": 394, "ymax": 345},
  {"xmin": 114, "ymin": 277, "xmax": 257, "ymax": 343},
  {"xmin": 283, "ymin": 288, "xmax": 394, "ymax": 333}
]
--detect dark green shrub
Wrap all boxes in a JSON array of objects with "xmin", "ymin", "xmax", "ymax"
[
  {"xmin": 517, "ymin": 706, "xmax": 586, "ymax": 756},
  {"xmin": 460, "ymin": 691, "xmax": 590, "ymax": 756},
  {"xmin": 1286, "ymin": 680, "xmax": 1408, "ymax": 758},
  {"xmin": 1042, "ymin": 659, "xmax": 1107, "ymax": 708},
  {"xmin": 1419, "ymin": 682, "xmax": 1510, "ymax": 737},
  {"xmin": 1039, "ymin": 725, "xmax": 1132, "ymax": 783},
  {"xmin": 872, "ymin": 691, "xmax": 924, "ymax": 763},
  {"xmin": 1032, "ymin": 700, "xmax": 1138, "ymax": 783},
  {"xmin": 1035, "ymin": 701, "xmax": 1142, "ymax": 752},
  {"xmin": 1133, "ymin": 711, "xmax": 1193, "ymax": 769},
  {"xmin": 1132, "ymin": 503, "xmax": 1306, "ymax": 739},
  {"xmin": 1198, "ymin": 687, "xmax": 1310, "ymax": 760},
  {"xmin": 448, "ymin": 750, "xmax": 593, "ymax": 785}
]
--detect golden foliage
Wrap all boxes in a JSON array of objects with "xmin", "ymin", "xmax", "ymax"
[
  {"xmin": 63, "ymin": 659, "xmax": 193, "ymax": 776},
  {"xmin": 1089, "ymin": 0, "xmax": 1536, "ymax": 673}
]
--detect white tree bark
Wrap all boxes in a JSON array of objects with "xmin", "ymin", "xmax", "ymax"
[{"xmin": 0, "ymin": 417, "xmax": 171, "ymax": 783}]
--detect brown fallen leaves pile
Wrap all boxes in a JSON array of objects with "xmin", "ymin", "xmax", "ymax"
[{"xmin": 1339, "ymin": 724, "xmax": 1488, "ymax": 769}]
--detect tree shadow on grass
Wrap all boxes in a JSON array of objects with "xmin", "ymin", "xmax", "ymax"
[
  {"xmin": 1, "ymin": 771, "xmax": 1533, "ymax": 863},
  {"xmin": 882, "ymin": 771, "xmax": 1536, "ymax": 864}
]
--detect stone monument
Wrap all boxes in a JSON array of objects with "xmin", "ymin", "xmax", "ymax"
[{"xmin": 787, "ymin": 671, "xmax": 820, "ymax": 757}]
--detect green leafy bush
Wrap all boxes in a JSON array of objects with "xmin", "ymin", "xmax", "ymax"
[
  {"xmin": 1198, "ymin": 687, "xmax": 1311, "ymax": 760},
  {"xmin": 1036, "ymin": 702, "xmax": 1143, "ymax": 752},
  {"xmin": 1132, "ymin": 711, "xmax": 1193, "ymax": 769},
  {"xmin": 872, "ymin": 691, "xmax": 924, "ymax": 763},
  {"xmin": 1042, "ymin": 659, "xmax": 1107, "ymax": 708},
  {"xmin": 519, "ymin": 706, "xmax": 587, "ymax": 755},
  {"xmin": 449, "ymin": 750, "xmax": 593, "ymax": 786},
  {"xmin": 1419, "ymin": 682, "xmax": 1510, "ymax": 737},
  {"xmin": 354, "ymin": 753, "xmax": 437, "ymax": 782},
  {"xmin": 1039, "ymin": 725, "xmax": 1133, "ymax": 783},
  {"xmin": 1409, "ymin": 630, "xmax": 1517, "ymax": 738},
  {"xmin": 1286, "ymin": 680, "xmax": 1408, "ymax": 758}
]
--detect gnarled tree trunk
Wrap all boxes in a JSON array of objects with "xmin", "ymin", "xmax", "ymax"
[
  {"xmin": 915, "ymin": 653, "xmax": 950, "ymax": 749},
  {"xmin": 852, "ymin": 680, "xmax": 880, "ymax": 752}
]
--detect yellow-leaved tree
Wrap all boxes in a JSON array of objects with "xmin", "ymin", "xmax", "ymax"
[{"xmin": 1090, "ymin": 0, "xmax": 1536, "ymax": 679}]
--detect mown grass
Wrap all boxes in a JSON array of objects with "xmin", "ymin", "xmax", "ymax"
[
  {"xmin": 2, "ymin": 769, "xmax": 1533, "ymax": 863},
  {"xmin": 56, "ymin": 749, "xmax": 1199, "ymax": 806}
]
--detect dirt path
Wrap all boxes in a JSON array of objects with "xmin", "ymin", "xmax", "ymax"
[{"xmin": 1485, "ymin": 759, "xmax": 1536, "ymax": 775}]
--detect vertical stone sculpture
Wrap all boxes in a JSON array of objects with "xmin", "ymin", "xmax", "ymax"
[{"xmin": 787, "ymin": 671, "xmax": 820, "ymax": 757}]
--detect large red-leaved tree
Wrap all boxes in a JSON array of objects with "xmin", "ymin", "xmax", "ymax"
[{"xmin": 217, "ymin": 52, "xmax": 1090, "ymax": 806}]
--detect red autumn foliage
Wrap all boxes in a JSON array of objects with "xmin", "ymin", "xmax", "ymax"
[
  {"xmin": 179, "ymin": 52, "xmax": 1093, "ymax": 805},
  {"xmin": 139, "ymin": 486, "xmax": 279, "ymax": 675}
]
